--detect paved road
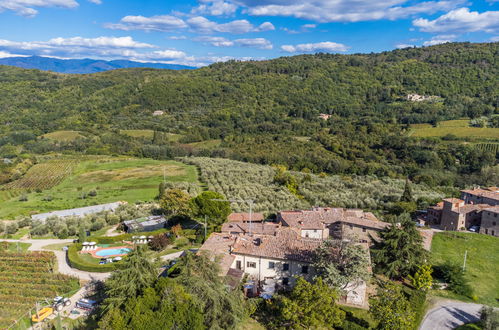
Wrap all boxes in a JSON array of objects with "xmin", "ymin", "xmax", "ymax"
[
  {"xmin": 420, "ymin": 300, "xmax": 483, "ymax": 330},
  {"xmin": 0, "ymin": 238, "xmax": 110, "ymax": 281}
]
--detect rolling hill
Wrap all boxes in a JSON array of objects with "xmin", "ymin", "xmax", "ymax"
[{"xmin": 0, "ymin": 56, "xmax": 195, "ymax": 74}]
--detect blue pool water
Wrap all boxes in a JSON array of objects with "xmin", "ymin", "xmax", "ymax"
[{"xmin": 95, "ymin": 248, "xmax": 131, "ymax": 257}]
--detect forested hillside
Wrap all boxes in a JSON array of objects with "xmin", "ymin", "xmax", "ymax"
[{"xmin": 0, "ymin": 42, "xmax": 497, "ymax": 189}]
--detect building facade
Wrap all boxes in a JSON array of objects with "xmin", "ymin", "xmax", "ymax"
[{"xmin": 479, "ymin": 207, "xmax": 499, "ymax": 237}]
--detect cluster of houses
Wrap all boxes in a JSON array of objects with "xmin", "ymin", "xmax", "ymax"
[
  {"xmin": 426, "ymin": 187, "xmax": 499, "ymax": 236},
  {"xmin": 200, "ymin": 207, "xmax": 388, "ymax": 307}
]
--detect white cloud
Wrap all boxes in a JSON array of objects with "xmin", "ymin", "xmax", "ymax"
[
  {"xmin": 193, "ymin": 0, "xmax": 237, "ymax": 16},
  {"xmin": 302, "ymin": 24, "xmax": 316, "ymax": 29},
  {"xmin": 396, "ymin": 43, "xmax": 415, "ymax": 49},
  {"xmin": 195, "ymin": 36, "xmax": 272, "ymax": 49},
  {"xmin": 187, "ymin": 16, "xmax": 273, "ymax": 34},
  {"xmin": 413, "ymin": 8, "xmax": 499, "ymax": 33},
  {"xmin": 235, "ymin": 38, "xmax": 273, "ymax": 49},
  {"xmin": 0, "ymin": 0, "xmax": 78, "ymax": 17},
  {"xmin": 168, "ymin": 35, "xmax": 187, "ymax": 40},
  {"xmin": 0, "ymin": 36, "xmax": 161, "ymax": 61},
  {"xmin": 195, "ymin": 36, "xmax": 235, "ymax": 47},
  {"xmin": 0, "ymin": 51, "xmax": 29, "ymax": 58},
  {"xmin": 107, "ymin": 14, "xmax": 274, "ymax": 34},
  {"xmin": 281, "ymin": 41, "xmax": 348, "ymax": 53},
  {"xmin": 256, "ymin": 21, "xmax": 275, "ymax": 31},
  {"xmin": 105, "ymin": 15, "xmax": 187, "ymax": 32},
  {"xmin": 234, "ymin": 0, "xmax": 462, "ymax": 23},
  {"xmin": 491, "ymin": 36, "xmax": 499, "ymax": 42},
  {"xmin": 88, "ymin": 0, "xmax": 101, "ymax": 4},
  {"xmin": 422, "ymin": 34, "xmax": 456, "ymax": 46}
]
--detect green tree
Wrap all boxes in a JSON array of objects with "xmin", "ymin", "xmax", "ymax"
[
  {"xmin": 160, "ymin": 188, "xmax": 192, "ymax": 218},
  {"xmin": 370, "ymin": 281, "xmax": 415, "ymax": 330},
  {"xmin": 191, "ymin": 191, "xmax": 231, "ymax": 226},
  {"xmin": 400, "ymin": 179, "xmax": 413, "ymax": 202},
  {"xmin": 408, "ymin": 264, "xmax": 433, "ymax": 291},
  {"xmin": 78, "ymin": 226, "xmax": 86, "ymax": 243},
  {"xmin": 371, "ymin": 214, "xmax": 428, "ymax": 279},
  {"xmin": 101, "ymin": 246, "xmax": 157, "ymax": 311},
  {"xmin": 158, "ymin": 181, "xmax": 166, "ymax": 199},
  {"xmin": 174, "ymin": 252, "xmax": 246, "ymax": 329},
  {"xmin": 313, "ymin": 239, "xmax": 370, "ymax": 290},
  {"xmin": 276, "ymin": 277, "xmax": 345, "ymax": 329}
]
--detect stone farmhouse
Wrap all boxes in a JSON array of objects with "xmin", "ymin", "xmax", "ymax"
[
  {"xmin": 426, "ymin": 187, "xmax": 499, "ymax": 236},
  {"xmin": 200, "ymin": 207, "xmax": 386, "ymax": 306}
]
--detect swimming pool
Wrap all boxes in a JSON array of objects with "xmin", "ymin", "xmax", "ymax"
[{"xmin": 95, "ymin": 247, "xmax": 131, "ymax": 257}]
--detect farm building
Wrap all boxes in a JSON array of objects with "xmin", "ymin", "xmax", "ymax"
[
  {"xmin": 31, "ymin": 202, "xmax": 125, "ymax": 223},
  {"xmin": 123, "ymin": 216, "xmax": 167, "ymax": 233}
]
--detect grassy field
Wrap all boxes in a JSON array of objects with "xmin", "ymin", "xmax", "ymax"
[
  {"xmin": 120, "ymin": 129, "xmax": 155, "ymax": 139},
  {"xmin": 411, "ymin": 127, "xmax": 499, "ymax": 139},
  {"xmin": 409, "ymin": 118, "xmax": 499, "ymax": 139},
  {"xmin": 431, "ymin": 232, "xmax": 499, "ymax": 307},
  {"xmin": 41, "ymin": 130, "xmax": 85, "ymax": 142},
  {"xmin": 0, "ymin": 156, "xmax": 198, "ymax": 219},
  {"xmin": 0, "ymin": 241, "xmax": 31, "ymax": 252}
]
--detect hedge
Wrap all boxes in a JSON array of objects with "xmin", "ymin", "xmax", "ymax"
[{"xmin": 67, "ymin": 244, "xmax": 118, "ymax": 272}]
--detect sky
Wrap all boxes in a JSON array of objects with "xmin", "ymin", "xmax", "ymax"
[{"xmin": 0, "ymin": 0, "xmax": 498, "ymax": 67}]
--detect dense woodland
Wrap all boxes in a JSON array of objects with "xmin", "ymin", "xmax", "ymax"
[{"xmin": 0, "ymin": 42, "xmax": 498, "ymax": 189}]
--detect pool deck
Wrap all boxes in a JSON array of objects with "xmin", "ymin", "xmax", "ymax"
[{"xmin": 84, "ymin": 245, "xmax": 132, "ymax": 258}]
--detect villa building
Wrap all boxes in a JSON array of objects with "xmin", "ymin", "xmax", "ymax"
[
  {"xmin": 479, "ymin": 206, "xmax": 499, "ymax": 237},
  {"xmin": 425, "ymin": 187, "xmax": 499, "ymax": 236}
]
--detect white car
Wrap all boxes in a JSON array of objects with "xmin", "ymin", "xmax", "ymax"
[{"xmin": 468, "ymin": 226, "xmax": 479, "ymax": 232}]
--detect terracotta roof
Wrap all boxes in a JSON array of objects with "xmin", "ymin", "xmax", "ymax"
[
  {"xmin": 484, "ymin": 206, "xmax": 499, "ymax": 213},
  {"xmin": 221, "ymin": 222, "xmax": 281, "ymax": 236},
  {"xmin": 232, "ymin": 227, "xmax": 321, "ymax": 263},
  {"xmin": 452, "ymin": 204, "xmax": 490, "ymax": 214},
  {"xmin": 429, "ymin": 202, "xmax": 444, "ymax": 210},
  {"xmin": 199, "ymin": 233, "xmax": 237, "ymax": 276},
  {"xmin": 278, "ymin": 207, "xmax": 385, "ymax": 231},
  {"xmin": 461, "ymin": 188, "xmax": 499, "ymax": 201},
  {"xmin": 228, "ymin": 212, "xmax": 264, "ymax": 222},
  {"xmin": 443, "ymin": 198, "xmax": 464, "ymax": 204}
]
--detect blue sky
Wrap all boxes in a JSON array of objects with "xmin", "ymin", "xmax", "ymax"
[{"xmin": 0, "ymin": 0, "xmax": 498, "ymax": 66}]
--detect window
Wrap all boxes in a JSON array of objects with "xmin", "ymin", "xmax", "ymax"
[
  {"xmin": 236, "ymin": 260, "xmax": 242, "ymax": 270},
  {"xmin": 485, "ymin": 229, "xmax": 488, "ymax": 234},
  {"xmin": 493, "ymin": 222, "xmax": 497, "ymax": 226},
  {"xmin": 313, "ymin": 229, "xmax": 317, "ymax": 233},
  {"xmin": 492, "ymin": 230, "xmax": 495, "ymax": 236},
  {"xmin": 283, "ymin": 263, "xmax": 289, "ymax": 271},
  {"xmin": 268, "ymin": 261, "xmax": 275, "ymax": 269},
  {"xmin": 247, "ymin": 261, "xmax": 256, "ymax": 268},
  {"xmin": 301, "ymin": 265, "xmax": 309, "ymax": 274},
  {"xmin": 282, "ymin": 278, "xmax": 289, "ymax": 286},
  {"xmin": 362, "ymin": 227, "xmax": 366, "ymax": 232},
  {"xmin": 349, "ymin": 225, "xmax": 353, "ymax": 229}
]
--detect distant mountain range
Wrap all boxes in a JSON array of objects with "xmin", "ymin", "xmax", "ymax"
[{"xmin": 0, "ymin": 56, "xmax": 195, "ymax": 74}]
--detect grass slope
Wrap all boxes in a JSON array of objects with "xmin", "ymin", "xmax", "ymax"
[
  {"xmin": 411, "ymin": 127, "xmax": 499, "ymax": 139},
  {"xmin": 0, "ymin": 156, "xmax": 198, "ymax": 219},
  {"xmin": 41, "ymin": 130, "xmax": 85, "ymax": 142},
  {"xmin": 431, "ymin": 232, "xmax": 499, "ymax": 307}
]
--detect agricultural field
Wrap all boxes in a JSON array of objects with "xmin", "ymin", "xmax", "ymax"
[
  {"xmin": 41, "ymin": 130, "xmax": 85, "ymax": 142},
  {"xmin": 182, "ymin": 157, "xmax": 444, "ymax": 213},
  {"xmin": 409, "ymin": 119, "xmax": 499, "ymax": 139},
  {"xmin": 120, "ymin": 129, "xmax": 155, "ymax": 139},
  {"xmin": 475, "ymin": 143, "xmax": 499, "ymax": 154},
  {"xmin": 185, "ymin": 139, "xmax": 221, "ymax": 149},
  {"xmin": 0, "ymin": 156, "xmax": 198, "ymax": 219},
  {"xmin": 0, "ymin": 251, "xmax": 79, "ymax": 328},
  {"xmin": 431, "ymin": 232, "xmax": 499, "ymax": 307},
  {"xmin": 2, "ymin": 158, "xmax": 78, "ymax": 191}
]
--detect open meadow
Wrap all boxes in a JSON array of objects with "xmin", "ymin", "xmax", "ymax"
[
  {"xmin": 0, "ymin": 156, "xmax": 198, "ymax": 219},
  {"xmin": 409, "ymin": 119, "xmax": 499, "ymax": 140},
  {"xmin": 431, "ymin": 232, "xmax": 499, "ymax": 307}
]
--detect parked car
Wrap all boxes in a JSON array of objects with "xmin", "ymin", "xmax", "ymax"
[
  {"xmin": 469, "ymin": 225, "xmax": 480, "ymax": 232},
  {"xmin": 76, "ymin": 298, "xmax": 97, "ymax": 311}
]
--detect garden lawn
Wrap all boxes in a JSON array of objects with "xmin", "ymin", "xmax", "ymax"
[
  {"xmin": 0, "ymin": 156, "xmax": 199, "ymax": 219},
  {"xmin": 431, "ymin": 232, "xmax": 499, "ymax": 307},
  {"xmin": 411, "ymin": 127, "xmax": 499, "ymax": 139}
]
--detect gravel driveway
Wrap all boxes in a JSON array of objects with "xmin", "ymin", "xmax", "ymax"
[{"xmin": 420, "ymin": 300, "xmax": 483, "ymax": 330}]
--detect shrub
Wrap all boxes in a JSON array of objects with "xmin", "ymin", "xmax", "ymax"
[
  {"xmin": 434, "ymin": 263, "xmax": 473, "ymax": 297},
  {"xmin": 149, "ymin": 234, "xmax": 171, "ymax": 251},
  {"xmin": 67, "ymin": 244, "xmax": 118, "ymax": 272},
  {"xmin": 88, "ymin": 190, "xmax": 97, "ymax": 197},
  {"xmin": 6, "ymin": 222, "xmax": 18, "ymax": 234}
]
